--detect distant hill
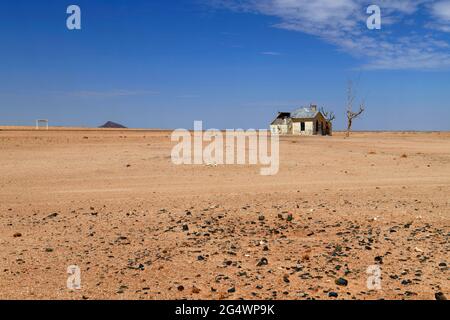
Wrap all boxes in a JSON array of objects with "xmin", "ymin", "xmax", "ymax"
[{"xmin": 99, "ymin": 121, "xmax": 127, "ymax": 129}]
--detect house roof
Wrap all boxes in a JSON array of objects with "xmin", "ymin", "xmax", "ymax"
[
  {"xmin": 271, "ymin": 112, "xmax": 292, "ymax": 125},
  {"xmin": 291, "ymin": 107, "xmax": 319, "ymax": 119},
  {"xmin": 271, "ymin": 118, "xmax": 291, "ymax": 125}
]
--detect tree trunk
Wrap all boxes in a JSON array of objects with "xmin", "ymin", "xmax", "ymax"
[{"xmin": 346, "ymin": 119, "xmax": 352, "ymax": 137}]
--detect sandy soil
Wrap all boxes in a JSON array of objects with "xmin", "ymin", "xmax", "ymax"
[{"xmin": 0, "ymin": 128, "xmax": 448, "ymax": 300}]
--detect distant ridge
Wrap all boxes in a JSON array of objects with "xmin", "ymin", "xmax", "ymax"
[{"xmin": 99, "ymin": 121, "xmax": 127, "ymax": 129}]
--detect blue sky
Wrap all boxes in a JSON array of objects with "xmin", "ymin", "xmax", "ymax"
[{"xmin": 0, "ymin": 0, "xmax": 449, "ymax": 130}]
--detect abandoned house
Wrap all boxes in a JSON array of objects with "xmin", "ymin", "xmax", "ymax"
[{"xmin": 270, "ymin": 105, "xmax": 332, "ymax": 136}]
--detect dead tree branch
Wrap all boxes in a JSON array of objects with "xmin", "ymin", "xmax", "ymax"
[
  {"xmin": 320, "ymin": 107, "xmax": 336, "ymax": 122},
  {"xmin": 346, "ymin": 81, "xmax": 365, "ymax": 137}
]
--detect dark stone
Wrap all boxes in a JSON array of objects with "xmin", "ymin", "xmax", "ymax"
[
  {"xmin": 45, "ymin": 213, "xmax": 58, "ymax": 220},
  {"xmin": 401, "ymin": 279, "xmax": 412, "ymax": 285},
  {"xmin": 182, "ymin": 224, "xmax": 189, "ymax": 232},
  {"xmin": 257, "ymin": 258, "xmax": 268, "ymax": 267},
  {"xmin": 435, "ymin": 292, "xmax": 447, "ymax": 300},
  {"xmin": 328, "ymin": 292, "xmax": 338, "ymax": 298},
  {"xmin": 335, "ymin": 278, "xmax": 348, "ymax": 286},
  {"xmin": 228, "ymin": 287, "xmax": 236, "ymax": 293}
]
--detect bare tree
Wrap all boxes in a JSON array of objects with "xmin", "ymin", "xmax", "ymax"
[
  {"xmin": 320, "ymin": 107, "xmax": 336, "ymax": 122},
  {"xmin": 346, "ymin": 80, "xmax": 365, "ymax": 137}
]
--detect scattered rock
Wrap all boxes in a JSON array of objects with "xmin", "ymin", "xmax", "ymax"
[
  {"xmin": 117, "ymin": 285, "xmax": 128, "ymax": 294},
  {"xmin": 328, "ymin": 292, "xmax": 338, "ymax": 298},
  {"xmin": 435, "ymin": 292, "xmax": 447, "ymax": 300},
  {"xmin": 257, "ymin": 258, "xmax": 268, "ymax": 267},
  {"xmin": 335, "ymin": 278, "xmax": 348, "ymax": 286},
  {"xmin": 45, "ymin": 213, "xmax": 58, "ymax": 220},
  {"xmin": 374, "ymin": 256, "xmax": 383, "ymax": 264},
  {"xmin": 404, "ymin": 291, "xmax": 417, "ymax": 297},
  {"xmin": 115, "ymin": 236, "xmax": 130, "ymax": 245}
]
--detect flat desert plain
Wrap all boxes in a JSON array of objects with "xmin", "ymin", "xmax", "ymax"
[{"xmin": 0, "ymin": 128, "xmax": 448, "ymax": 300}]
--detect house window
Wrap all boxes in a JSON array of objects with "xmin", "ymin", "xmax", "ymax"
[{"xmin": 301, "ymin": 122, "xmax": 305, "ymax": 131}]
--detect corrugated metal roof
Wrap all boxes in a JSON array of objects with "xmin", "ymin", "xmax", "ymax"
[
  {"xmin": 271, "ymin": 118, "xmax": 292, "ymax": 125},
  {"xmin": 291, "ymin": 107, "xmax": 319, "ymax": 119}
]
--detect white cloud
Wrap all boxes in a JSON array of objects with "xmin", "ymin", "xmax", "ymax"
[
  {"xmin": 428, "ymin": 0, "xmax": 450, "ymax": 32},
  {"xmin": 431, "ymin": 0, "xmax": 450, "ymax": 21},
  {"xmin": 208, "ymin": 0, "xmax": 450, "ymax": 70},
  {"xmin": 261, "ymin": 51, "xmax": 282, "ymax": 55}
]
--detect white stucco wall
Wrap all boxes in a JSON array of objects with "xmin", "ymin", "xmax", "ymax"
[
  {"xmin": 270, "ymin": 124, "xmax": 290, "ymax": 135},
  {"xmin": 293, "ymin": 121, "xmax": 314, "ymax": 135}
]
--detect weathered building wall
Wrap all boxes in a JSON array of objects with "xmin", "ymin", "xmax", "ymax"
[
  {"xmin": 312, "ymin": 113, "xmax": 326, "ymax": 135},
  {"xmin": 270, "ymin": 124, "xmax": 290, "ymax": 135},
  {"xmin": 292, "ymin": 121, "xmax": 314, "ymax": 135}
]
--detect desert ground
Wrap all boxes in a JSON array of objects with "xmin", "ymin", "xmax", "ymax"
[{"xmin": 0, "ymin": 128, "xmax": 448, "ymax": 300}]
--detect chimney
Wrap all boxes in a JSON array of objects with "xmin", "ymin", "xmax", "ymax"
[{"xmin": 310, "ymin": 104, "xmax": 317, "ymax": 111}]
